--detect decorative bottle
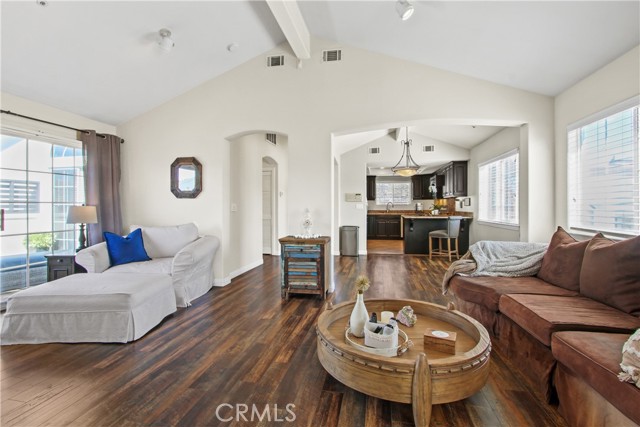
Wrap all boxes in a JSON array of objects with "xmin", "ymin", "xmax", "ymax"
[{"xmin": 350, "ymin": 291, "xmax": 369, "ymax": 338}]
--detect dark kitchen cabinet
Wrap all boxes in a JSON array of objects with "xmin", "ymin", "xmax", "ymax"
[
  {"xmin": 411, "ymin": 174, "xmax": 433, "ymax": 200},
  {"xmin": 429, "ymin": 174, "xmax": 444, "ymax": 199},
  {"xmin": 367, "ymin": 215, "xmax": 376, "ymax": 237},
  {"xmin": 367, "ymin": 215, "xmax": 401, "ymax": 240},
  {"xmin": 436, "ymin": 161, "xmax": 468, "ymax": 198},
  {"xmin": 366, "ymin": 176, "xmax": 376, "ymax": 201}
]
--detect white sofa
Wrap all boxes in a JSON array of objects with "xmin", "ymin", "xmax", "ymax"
[{"xmin": 76, "ymin": 223, "xmax": 220, "ymax": 307}]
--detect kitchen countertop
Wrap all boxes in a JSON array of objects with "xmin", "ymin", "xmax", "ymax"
[{"xmin": 368, "ymin": 210, "xmax": 473, "ymax": 219}]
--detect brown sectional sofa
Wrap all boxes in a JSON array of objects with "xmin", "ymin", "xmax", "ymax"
[{"xmin": 448, "ymin": 228, "xmax": 640, "ymax": 426}]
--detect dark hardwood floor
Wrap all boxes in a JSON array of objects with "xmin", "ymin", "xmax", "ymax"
[{"xmin": 1, "ymin": 255, "xmax": 567, "ymax": 427}]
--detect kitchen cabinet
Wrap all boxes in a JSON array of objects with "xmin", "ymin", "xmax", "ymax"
[
  {"xmin": 367, "ymin": 215, "xmax": 401, "ymax": 239},
  {"xmin": 403, "ymin": 217, "xmax": 471, "ymax": 255},
  {"xmin": 366, "ymin": 176, "xmax": 376, "ymax": 201},
  {"xmin": 411, "ymin": 174, "xmax": 433, "ymax": 200},
  {"xmin": 429, "ymin": 174, "xmax": 444, "ymax": 199},
  {"xmin": 436, "ymin": 161, "xmax": 468, "ymax": 198}
]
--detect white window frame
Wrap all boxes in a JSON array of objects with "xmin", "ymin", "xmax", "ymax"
[
  {"xmin": 567, "ymin": 96, "xmax": 640, "ymax": 237},
  {"xmin": 375, "ymin": 176, "xmax": 412, "ymax": 206},
  {"xmin": 477, "ymin": 149, "xmax": 520, "ymax": 229}
]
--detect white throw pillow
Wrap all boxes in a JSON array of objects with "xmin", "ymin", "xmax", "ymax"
[{"xmin": 129, "ymin": 223, "xmax": 199, "ymax": 259}]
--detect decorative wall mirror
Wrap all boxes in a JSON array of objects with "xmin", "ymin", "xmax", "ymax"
[{"xmin": 171, "ymin": 157, "xmax": 202, "ymax": 198}]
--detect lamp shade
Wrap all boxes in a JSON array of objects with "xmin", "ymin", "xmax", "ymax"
[{"xmin": 67, "ymin": 206, "xmax": 98, "ymax": 224}]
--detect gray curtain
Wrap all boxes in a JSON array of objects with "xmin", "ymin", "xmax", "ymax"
[{"xmin": 79, "ymin": 130, "xmax": 123, "ymax": 244}]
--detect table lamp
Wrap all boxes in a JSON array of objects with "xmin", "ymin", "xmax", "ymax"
[{"xmin": 66, "ymin": 205, "xmax": 98, "ymax": 251}]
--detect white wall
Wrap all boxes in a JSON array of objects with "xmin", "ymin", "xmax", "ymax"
[
  {"xmin": 467, "ymin": 127, "xmax": 522, "ymax": 243},
  {"xmin": 227, "ymin": 133, "xmax": 288, "ymax": 281},
  {"xmin": 555, "ymin": 45, "xmax": 640, "ymax": 235},
  {"xmin": 1, "ymin": 92, "xmax": 116, "ymax": 139},
  {"xmin": 117, "ymin": 37, "xmax": 554, "ymax": 280}
]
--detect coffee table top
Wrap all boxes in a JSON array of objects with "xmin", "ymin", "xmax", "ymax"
[{"xmin": 317, "ymin": 298, "xmax": 490, "ymax": 371}]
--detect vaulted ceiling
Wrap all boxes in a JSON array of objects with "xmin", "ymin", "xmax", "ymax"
[{"xmin": 1, "ymin": 1, "xmax": 638, "ymax": 126}]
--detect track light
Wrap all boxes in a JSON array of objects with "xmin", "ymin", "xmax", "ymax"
[
  {"xmin": 157, "ymin": 28, "xmax": 174, "ymax": 52},
  {"xmin": 396, "ymin": 0, "xmax": 414, "ymax": 21}
]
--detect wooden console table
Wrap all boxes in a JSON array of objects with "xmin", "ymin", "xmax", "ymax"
[{"xmin": 279, "ymin": 236, "xmax": 330, "ymax": 300}]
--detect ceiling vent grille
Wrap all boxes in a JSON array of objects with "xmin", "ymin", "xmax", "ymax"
[
  {"xmin": 267, "ymin": 55, "xmax": 284, "ymax": 67},
  {"xmin": 422, "ymin": 145, "xmax": 435, "ymax": 152},
  {"xmin": 323, "ymin": 49, "xmax": 342, "ymax": 62},
  {"xmin": 266, "ymin": 133, "xmax": 277, "ymax": 145},
  {"xmin": 368, "ymin": 147, "xmax": 380, "ymax": 154}
]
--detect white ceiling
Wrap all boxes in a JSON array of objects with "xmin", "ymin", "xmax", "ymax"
[
  {"xmin": 1, "ymin": 1, "xmax": 638, "ymax": 126},
  {"xmin": 412, "ymin": 124, "xmax": 504, "ymax": 150}
]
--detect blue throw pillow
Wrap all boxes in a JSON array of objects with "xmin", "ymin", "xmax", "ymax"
[{"xmin": 103, "ymin": 228, "xmax": 151, "ymax": 267}]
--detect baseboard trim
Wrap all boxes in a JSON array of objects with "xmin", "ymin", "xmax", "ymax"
[{"xmin": 213, "ymin": 259, "xmax": 264, "ymax": 287}]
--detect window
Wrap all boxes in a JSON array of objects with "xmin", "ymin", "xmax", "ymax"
[
  {"xmin": 0, "ymin": 180, "xmax": 40, "ymax": 213},
  {"xmin": 478, "ymin": 150, "xmax": 519, "ymax": 226},
  {"xmin": 0, "ymin": 131, "xmax": 84, "ymax": 293},
  {"xmin": 568, "ymin": 100, "xmax": 639, "ymax": 236},
  {"xmin": 375, "ymin": 176, "xmax": 411, "ymax": 205}
]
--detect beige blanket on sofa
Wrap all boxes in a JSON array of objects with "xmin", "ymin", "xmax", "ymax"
[{"xmin": 442, "ymin": 240, "xmax": 548, "ymax": 294}]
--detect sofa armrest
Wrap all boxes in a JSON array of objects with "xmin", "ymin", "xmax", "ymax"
[
  {"xmin": 171, "ymin": 235, "xmax": 220, "ymax": 305},
  {"xmin": 75, "ymin": 242, "xmax": 111, "ymax": 273}
]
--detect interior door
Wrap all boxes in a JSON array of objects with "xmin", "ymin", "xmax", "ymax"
[{"xmin": 262, "ymin": 170, "xmax": 272, "ymax": 254}]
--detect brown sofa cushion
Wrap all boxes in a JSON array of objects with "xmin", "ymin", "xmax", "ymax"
[
  {"xmin": 552, "ymin": 331, "xmax": 640, "ymax": 425},
  {"xmin": 449, "ymin": 275, "xmax": 578, "ymax": 312},
  {"xmin": 580, "ymin": 235, "xmax": 640, "ymax": 316},
  {"xmin": 499, "ymin": 294, "xmax": 640, "ymax": 346},
  {"xmin": 537, "ymin": 227, "xmax": 598, "ymax": 291}
]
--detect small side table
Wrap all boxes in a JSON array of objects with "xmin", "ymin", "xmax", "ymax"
[{"xmin": 45, "ymin": 254, "xmax": 86, "ymax": 282}]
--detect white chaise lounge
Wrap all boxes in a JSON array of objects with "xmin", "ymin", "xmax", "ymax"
[
  {"xmin": 76, "ymin": 223, "xmax": 220, "ymax": 307},
  {"xmin": 1, "ymin": 273, "xmax": 176, "ymax": 344},
  {"xmin": 1, "ymin": 223, "xmax": 220, "ymax": 345}
]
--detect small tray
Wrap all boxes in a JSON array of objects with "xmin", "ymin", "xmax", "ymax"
[{"xmin": 345, "ymin": 327, "xmax": 413, "ymax": 357}]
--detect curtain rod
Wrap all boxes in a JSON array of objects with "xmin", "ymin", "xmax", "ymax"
[{"xmin": 0, "ymin": 109, "xmax": 124, "ymax": 143}]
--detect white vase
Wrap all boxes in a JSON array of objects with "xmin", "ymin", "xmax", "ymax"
[{"xmin": 350, "ymin": 292, "xmax": 369, "ymax": 338}]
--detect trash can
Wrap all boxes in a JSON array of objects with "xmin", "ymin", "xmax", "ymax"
[{"xmin": 340, "ymin": 226, "xmax": 359, "ymax": 256}]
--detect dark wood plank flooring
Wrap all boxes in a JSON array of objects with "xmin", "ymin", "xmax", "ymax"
[{"xmin": 1, "ymin": 255, "xmax": 567, "ymax": 427}]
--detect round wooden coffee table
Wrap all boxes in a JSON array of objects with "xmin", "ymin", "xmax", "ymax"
[{"xmin": 316, "ymin": 298, "xmax": 491, "ymax": 427}]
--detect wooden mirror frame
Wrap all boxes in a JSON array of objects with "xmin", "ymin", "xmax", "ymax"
[{"xmin": 171, "ymin": 157, "xmax": 202, "ymax": 198}]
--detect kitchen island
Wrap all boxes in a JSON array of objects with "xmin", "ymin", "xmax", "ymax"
[{"xmin": 402, "ymin": 214, "xmax": 472, "ymax": 255}]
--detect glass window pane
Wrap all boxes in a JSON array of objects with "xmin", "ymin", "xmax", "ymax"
[
  {"xmin": 54, "ymin": 230, "xmax": 76, "ymax": 255},
  {"xmin": 0, "ymin": 234, "xmax": 29, "ymax": 292},
  {"xmin": 26, "ymin": 171, "xmax": 52, "ymax": 202},
  {"xmin": 27, "ymin": 203, "xmax": 53, "ymax": 233},
  {"xmin": 1, "ymin": 135, "xmax": 27, "ymax": 170},
  {"xmin": 27, "ymin": 140, "xmax": 53, "ymax": 173},
  {"xmin": 53, "ymin": 204, "xmax": 74, "ymax": 232}
]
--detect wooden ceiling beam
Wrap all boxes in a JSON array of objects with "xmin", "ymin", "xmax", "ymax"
[{"xmin": 266, "ymin": 0, "xmax": 311, "ymax": 60}]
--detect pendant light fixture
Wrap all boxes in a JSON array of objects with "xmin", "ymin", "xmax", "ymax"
[{"xmin": 392, "ymin": 127, "xmax": 421, "ymax": 177}]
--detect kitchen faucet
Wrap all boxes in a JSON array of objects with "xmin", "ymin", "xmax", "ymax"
[{"xmin": 386, "ymin": 202, "xmax": 394, "ymax": 212}]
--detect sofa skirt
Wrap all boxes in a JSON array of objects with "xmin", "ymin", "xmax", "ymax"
[{"xmin": 554, "ymin": 363, "xmax": 638, "ymax": 427}]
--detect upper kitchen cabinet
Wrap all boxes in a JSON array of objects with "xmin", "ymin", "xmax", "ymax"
[
  {"xmin": 411, "ymin": 174, "xmax": 432, "ymax": 200},
  {"xmin": 366, "ymin": 176, "xmax": 376, "ymax": 201},
  {"xmin": 437, "ymin": 161, "xmax": 468, "ymax": 198},
  {"xmin": 429, "ymin": 174, "xmax": 445, "ymax": 199}
]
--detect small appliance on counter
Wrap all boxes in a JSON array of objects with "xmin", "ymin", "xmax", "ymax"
[{"xmin": 415, "ymin": 202, "xmax": 423, "ymax": 212}]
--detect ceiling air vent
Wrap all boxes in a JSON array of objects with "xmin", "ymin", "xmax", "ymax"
[
  {"xmin": 266, "ymin": 133, "xmax": 277, "ymax": 145},
  {"xmin": 267, "ymin": 55, "xmax": 284, "ymax": 67},
  {"xmin": 323, "ymin": 49, "xmax": 342, "ymax": 62},
  {"xmin": 368, "ymin": 147, "xmax": 380, "ymax": 154},
  {"xmin": 422, "ymin": 145, "xmax": 435, "ymax": 152}
]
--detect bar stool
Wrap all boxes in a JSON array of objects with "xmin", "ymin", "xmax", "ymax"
[{"xmin": 429, "ymin": 216, "xmax": 463, "ymax": 262}]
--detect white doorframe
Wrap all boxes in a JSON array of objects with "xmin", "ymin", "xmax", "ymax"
[{"xmin": 262, "ymin": 162, "xmax": 278, "ymax": 255}]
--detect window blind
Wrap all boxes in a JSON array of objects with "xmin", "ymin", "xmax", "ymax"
[
  {"xmin": 375, "ymin": 176, "xmax": 411, "ymax": 205},
  {"xmin": 568, "ymin": 103, "xmax": 639, "ymax": 236},
  {"xmin": 478, "ymin": 150, "xmax": 519, "ymax": 226}
]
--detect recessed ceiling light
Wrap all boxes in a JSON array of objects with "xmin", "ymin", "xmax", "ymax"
[{"xmin": 36, "ymin": 0, "xmax": 48, "ymax": 7}]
